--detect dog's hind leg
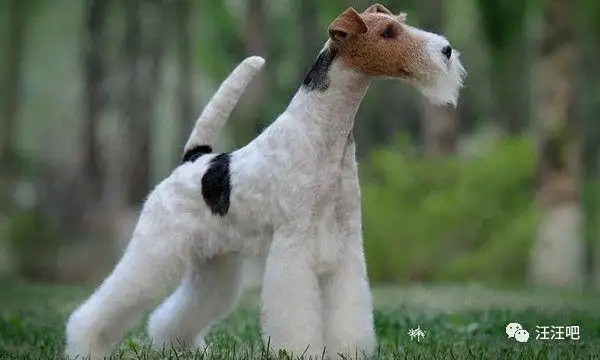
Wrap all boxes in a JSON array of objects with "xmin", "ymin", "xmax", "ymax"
[
  {"xmin": 147, "ymin": 253, "xmax": 243, "ymax": 353},
  {"xmin": 64, "ymin": 236, "xmax": 185, "ymax": 360}
]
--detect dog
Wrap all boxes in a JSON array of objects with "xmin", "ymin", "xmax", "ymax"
[{"xmin": 65, "ymin": 4, "xmax": 465, "ymax": 359}]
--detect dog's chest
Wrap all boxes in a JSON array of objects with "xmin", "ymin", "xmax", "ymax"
[
  {"xmin": 312, "ymin": 161, "xmax": 343, "ymax": 197},
  {"xmin": 311, "ymin": 191, "xmax": 345, "ymax": 274}
]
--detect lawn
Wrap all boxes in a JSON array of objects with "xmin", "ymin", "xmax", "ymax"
[{"xmin": 1, "ymin": 280, "xmax": 599, "ymax": 359}]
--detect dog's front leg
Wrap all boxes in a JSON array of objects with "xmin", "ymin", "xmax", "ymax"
[
  {"xmin": 322, "ymin": 134, "xmax": 376, "ymax": 358},
  {"xmin": 261, "ymin": 225, "xmax": 325, "ymax": 358},
  {"xmin": 322, "ymin": 245, "xmax": 376, "ymax": 359}
]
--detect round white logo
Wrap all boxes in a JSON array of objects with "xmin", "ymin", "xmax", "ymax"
[
  {"xmin": 514, "ymin": 329, "xmax": 530, "ymax": 343},
  {"xmin": 506, "ymin": 322, "xmax": 522, "ymax": 338}
]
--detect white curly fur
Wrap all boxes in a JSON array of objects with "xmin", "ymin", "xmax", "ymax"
[
  {"xmin": 65, "ymin": 19, "xmax": 465, "ymax": 360},
  {"xmin": 183, "ymin": 56, "xmax": 265, "ymax": 152}
]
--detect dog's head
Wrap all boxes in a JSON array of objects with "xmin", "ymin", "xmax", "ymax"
[{"xmin": 328, "ymin": 4, "xmax": 466, "ymax": 106}]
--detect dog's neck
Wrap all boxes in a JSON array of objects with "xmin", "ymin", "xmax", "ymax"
[{"xmin": 285, "ymin": 47, "xmax": 370, "ymax": 156}]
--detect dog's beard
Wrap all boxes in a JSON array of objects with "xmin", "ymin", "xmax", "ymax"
[{"xmin": 419, "ymin": 53, "xmax": 466, "ymax": 107}]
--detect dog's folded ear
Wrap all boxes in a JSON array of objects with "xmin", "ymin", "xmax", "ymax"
[
  {"xmin": 328, "ymin": 7, "xmax": 367, "ymax": 43},
  {"xmin": 363, "ymin": 4, "xmax": 392, "ymax": 15}
]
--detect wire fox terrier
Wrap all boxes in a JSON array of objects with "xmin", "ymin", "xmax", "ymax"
[{"xmin": 65, "ymin": 4, "xmax": 465, "ymax": 359}]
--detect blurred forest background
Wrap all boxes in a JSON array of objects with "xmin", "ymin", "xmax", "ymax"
[{"xmin": 0, "ymin": 0, "xmax": 599, "ymax": 291}]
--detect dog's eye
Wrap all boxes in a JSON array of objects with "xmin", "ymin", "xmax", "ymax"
[{"xmin": 380, "ymin": 25, "xmax": 396, "ymax": 39}]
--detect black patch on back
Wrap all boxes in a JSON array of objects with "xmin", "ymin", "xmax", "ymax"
[
  {"xmin": 201, "ymin": 153, "xmax": 231, "ymax": 216},
  {"xmin": 302, "ymin": 46, "xmax": 339, "ymax": 92},
  {"xmin": 182, "ymin": 145, "xmax": 213, "ymax": 163}
]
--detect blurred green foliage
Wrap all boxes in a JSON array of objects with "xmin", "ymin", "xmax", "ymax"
[
  {"xmin": 362, "ymin": 136, "xmax": 538, "ymax": 284},
  {"xmin": 475, "ymin": 0, "xmax": 533, "ymax": 52},
  {"xmin": 7, "ymin": 209, "xmax": 63, "ymax": 279},
  {"xmin": 0, "ymin": 0, "xmax": 599, "ymax": 287}
]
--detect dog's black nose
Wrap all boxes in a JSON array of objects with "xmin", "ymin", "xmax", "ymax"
[{"xmin": 441, "ymin": 45, "xmax": 452, "ymax": 59}]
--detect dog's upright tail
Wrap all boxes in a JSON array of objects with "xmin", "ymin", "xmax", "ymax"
[{"xmin": 182, "ymin": 56, "xmax": 265, "ymax": 163}]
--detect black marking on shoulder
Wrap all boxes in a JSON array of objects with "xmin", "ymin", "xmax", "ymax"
[
  {"xmin": 182, "ymin": 145, "xmax": 213, "ymax": 163},
  {"xmin": 302, "ymin": 46, "xmax": 339, "ymax": 92},
  {"xmin": 201, "ymin": 153, "xmax": 231, "ymax": 216}
]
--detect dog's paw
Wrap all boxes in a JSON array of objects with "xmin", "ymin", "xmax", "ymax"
[{"xmin": 64, "ymin": 309, "xmax": 112, "ymax": 360}]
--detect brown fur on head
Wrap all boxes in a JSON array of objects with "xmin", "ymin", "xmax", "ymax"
[
  {"xmin": 326, "ymin": 4, "xmax": 466, "ymax": 105},
  {"xmin": 328, "ymin": 5, "xmax": 425, "ymax": 78}
]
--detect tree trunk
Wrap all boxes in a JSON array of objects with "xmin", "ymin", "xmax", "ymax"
[
  {"xmin": 0, "ymin": 0, "xmax": 27, "ymax": 277},
  {"xmin": 236, "ymin": 0, "xmax": 269, "ymax": 141},
  {"xmin": 299, "ymin": 0, "xmax": 319, "ymax": 73},
  {"xmin": 474, "ymin": 0, "xmax": 532, "ymax": 136},
  {"xmin": 121, "ymin": 0, "xmax": 166, "ymax": 206},
  {"xmin": 419, "ymin": 0, "xmax": 458, "ymax": 156},
  {"xmin": 81, "ymin": 0, "xmax": 109, "ymax": 204},
  {"xmin": 0, "ymin": 0, "xmax": 28, "ymax": 216},
  {"xmin": 174, "ymin": 0, "xmax": 195, "ymax": 151},
  {"xmin": 121, "ymin": 0, "xmax": 143, "ymax": 206},
  {"xmin": 489, "ymin": 45, "xmax": 531, "ymax": 135},
  {"xmin": 38, "ymin": 0, "xmax": 115, "ymax": 281},
  {"xmin": 244, "ymin": 0, "xmax": 268, "ymax": 67},
  {"xmin": 530, "ymin": 0, "xmax": 584, "ymax": 288},
  {"xmin": 1, "ymin": 0, "xmax": 27, "ymax": 163},
  {"xmin": 578, "ymin": 0, "xmax": 600, "ymax": 287}
]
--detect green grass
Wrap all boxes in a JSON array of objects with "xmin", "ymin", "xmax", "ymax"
[{"xmin": 1, "ymin": 281, "xmax": 600, "ymax": 359}]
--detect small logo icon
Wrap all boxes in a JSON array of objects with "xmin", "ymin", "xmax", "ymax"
[
  {"xmin": 506, "ymin": 322, "xmax": 529, "ymax": 343},
  {"xmin": 407, "ymin": 326, "xmax": 427, "ymax": 342},
  {"xmin": 514, "ymin": 329, "xmax": 530, "ymax": 343}
]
